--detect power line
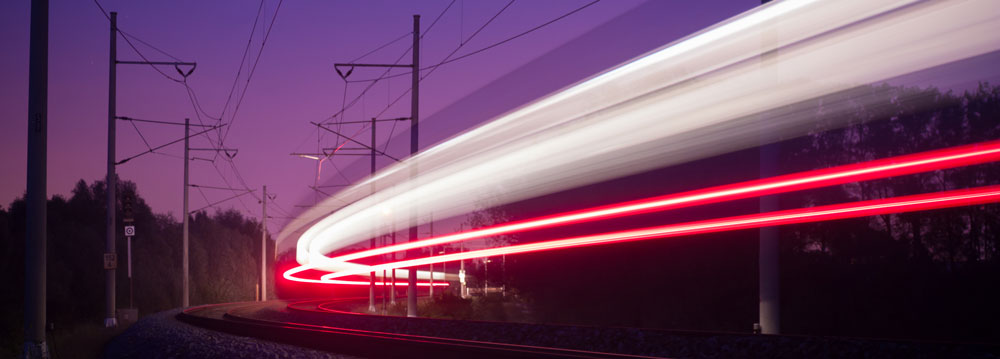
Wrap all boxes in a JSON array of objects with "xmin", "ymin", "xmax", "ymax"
[
  {"xmin": 219, "ymin": 0, "xmax": 265, "ymax": 130},
  {"xmin": 323, "ymin": 0, "xmax": 456, "ymax": 124},
  {"xmin": 218, "ymin": 0, "xmax": 285, "ymax": 150},
  {"xmin": 430, "ymin": 0, "xmax": 599, "ymax": 71},
  {"xmin": 119, "ymin": 30, "xmax": 184, "ymax": 62},
  {"xmin": 191, "ymin": 188, "xmax": 256, "ymax": 213},
  {"xmin": 420, "ymin": 0, "xmax": 457, "ymax": 41},
  {"xmin": 368, "ymin": 0, "xmax": 516, "ymax": 120},
  {"xmin": 127, "ymin": 119, "xmax": 154, "ymax": 152},
  {"xmin": 349, "ymin": 31, "xmax": 413, "ymax": 64},
  {"xmin": 189, "ymin": 184, "xmax": 251, "ymax": 191},
  {"xmin": 94, "ymin": 0, "xmax": 225, "ymax": 149},
  {"xmin": 348, "ymin": 0, "xmax": 600, "ymax": 83},
  {"xmin": 93, "ymin": 0, "xmax": 265, "ymax": 222}
]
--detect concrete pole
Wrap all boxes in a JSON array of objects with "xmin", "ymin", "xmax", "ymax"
[
  {"xmin": 382, "ymin": 233, "xmax": 387, "ymax": 314},
  {"xmin": 369, "ymin": 117, "xmax": 377, "ymax": 312},
  {"xmin": 406, "ymin": 13, "xmax": 420, "ymax": 319},
  {"xmin": 429, "ymin": 216, "xmax": 433, "ymax": 298},
  {"xmin": 261, "ymin": 185, "xmax": 267, "ymax": 301},
  {"xmin": 758, "ymin": 0, "xmax": 780, "ymax": 335},
  {"xmin": 104, "ymin": 11, "xmax": 119, "ymax": 329},
  {"xmin": 391, "ymin": 230, "xmax": 396, "ymax": 305},
  {"xmin": 183, "ymin": 119, "xmax": 190, "ymax": 307},
  {"xmin": 24, "ymin": 0, "xmax": 49, "ymax": 355}
]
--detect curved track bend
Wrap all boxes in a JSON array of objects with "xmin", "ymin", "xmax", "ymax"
[{"xmin": 178, "ymin": 299, "xmax": 660, "ymax": 358}]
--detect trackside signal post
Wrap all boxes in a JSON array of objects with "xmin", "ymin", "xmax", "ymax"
[
  {"xmin": 333, "ymin": 14, "xmax": 420, "ymax": 318},
  {"xmin": 123, "ymin": 193, "xmax": 135, "ymax": 309}
]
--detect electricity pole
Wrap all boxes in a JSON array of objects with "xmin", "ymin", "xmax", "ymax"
[
  {"xmin": 370, "ymin": 117, "xmax": 377, "ymax": 312},
  {"xmin": 182, "ymin": 119, "xmax": 189, "ymax": 308},
  {"xmin": 391, "ymin": 228, "xmax": 396, "ymax": 305},
  {"xmin": 181, "ymin": 122, "xmax": 236, "ymax": 307},
  {"xmin": 758, "ymin": 0, "xmax": 780, "ymax": 335},
  {"xmin": 261, "ymin": 185, "xmax": 268, "ymax": 301},
  {"xmin": 428, "ymin": 215, "xmax": 434, "ymax": 298},
  {"xmin": 308, "ymin": 116, "xmax": 405, "ymax": 311},
  {"xmin": 106, "ymin": 11, "xmax": 196, "ymax": 319},
  {"xmin": 332, "ymin": 14, "xmax": 421, "ymax": 318},
  {"xmin": 406, "ymin": 13, "xmax": 421, "ymax": 319},
  {"xmin": 24, "ymin": 0, "xmax": 48, "ymax": 356},
  {"xmin": 104, "ymin": 10, "xmax": 119, "ymax": 329}
]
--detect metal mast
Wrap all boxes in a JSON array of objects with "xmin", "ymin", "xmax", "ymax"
[{"xmin": 24, "ymin": 0, "xmax": 49, "ymax": 355}]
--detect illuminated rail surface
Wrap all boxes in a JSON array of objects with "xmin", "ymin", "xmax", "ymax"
[
  {"xmin": 279, "ymin": 0, "xmax": 1000, "ymax": 285},
  {"xmin": 178, "ymin": 300, "xmax": 656, "ymax": 358}
]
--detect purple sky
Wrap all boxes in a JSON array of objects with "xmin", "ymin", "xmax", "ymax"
[{"xmin": 1, "ymin": 0, "xmax": 761, "ymax": 234}]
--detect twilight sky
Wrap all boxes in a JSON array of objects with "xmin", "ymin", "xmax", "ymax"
[{"xmin": 1, "ymin": 0, "xmax": 763, "ymax": 234}]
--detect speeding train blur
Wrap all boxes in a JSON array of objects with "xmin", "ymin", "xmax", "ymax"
[{"xmin": 279, "ymin": 0, "xmax": 1000, "ymax": 285}]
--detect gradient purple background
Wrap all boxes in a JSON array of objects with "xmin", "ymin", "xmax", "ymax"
[{"xmin": 1, "ymin": 0, "xmax": 764, "ymax": 236}]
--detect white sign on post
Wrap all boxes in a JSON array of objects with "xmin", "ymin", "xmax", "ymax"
[{"xmin": 124, "ymin": 225, "xmax": 135, "ymax": 237}]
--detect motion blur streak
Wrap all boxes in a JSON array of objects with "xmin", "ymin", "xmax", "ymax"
[
  {"xmin": 322, "ymin": 140, "xmax": 1000, "ymax": 265},
  {"xmin": 319, "ymin": 186, "xmax": 1000, "ymax": 281},
  {"xmin": 285, "ymin": 138, "xmax": 1000, "ymax": 283},
  {"xmin": 279, "ymin": 0, "xmax": 1000, "ymax": 279}
]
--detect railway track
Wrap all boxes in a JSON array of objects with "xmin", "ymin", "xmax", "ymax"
[
  {"xmin": 176, "ymin": 298, "xmax": 1000, "ymax": 358},
  {"xmin": 177, "ymin": 299, "xmax": 661, "ymax": 358}
]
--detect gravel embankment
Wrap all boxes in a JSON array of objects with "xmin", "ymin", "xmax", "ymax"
[
  {"xmin": 249, "ymin": 303, "xmax": 1000, "ymax": 359},
  {"xmin": 104, "ymin": 303, "xmax": 1000, "ymax": 359},
  {"xmin": 102, "ymin": 308, "xmax": 360, "ymax": 359}
]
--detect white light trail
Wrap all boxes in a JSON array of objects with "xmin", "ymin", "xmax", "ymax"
[{"xmin": 280, "ymin": 0, "xmax": 1000, "ymax": 277}]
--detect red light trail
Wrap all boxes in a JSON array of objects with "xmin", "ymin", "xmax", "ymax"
[
  {"xmin": 284, "ymin": 140, "xmax": 1000, "ymax": 284},
  {"xmin": 334, "ymin": 141, "xmax": 1000, "ymax": 262},
  {"xmin": 322, "ymin": 184, "xmax": 1000, "ymax": 280}
]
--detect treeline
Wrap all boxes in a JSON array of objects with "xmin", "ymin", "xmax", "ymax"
[
  {"xmin": 0, "ymin": 179, "xmax": 275, "ymax": 354},
  {"xmin": 473, "ymin": 83, "xmax": 1000, "ymax": 341}
]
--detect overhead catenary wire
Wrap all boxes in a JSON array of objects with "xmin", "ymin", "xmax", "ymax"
[
  {"xmin": 95, "ymin": 0, "xmax": 225, "ymax": 149},
  {"xmin": 127, "ymin": 119, "xmax": 155, "ymax": 153},
  {"xmin": 116, "ymin": 124, "xmax": 225, "ymax": 165},
  {"xmin": 117, "ymin": 116, "xmax": 214, "ymax": 127},
  {"xmin": 218, "ymin": 0, "xmax": 265, "ymax": 130},
  {"xmin": 323, "ymin": 0, "xmax": 456, "ymax": 124},
  {"xmin": 349, "ymin": 31, "xmax": 414, "ymax": 64},
  {"xmin": 192, "ymin": 188, "xmax": 257, "ymax": 213},
  {"xmin": 218, "ymin": 0, "xmax": 285, "ymax": 151},
  {"xmin": 190, "ymin": 184, "xmax": 254, "ymax": 191},
  {"xmin": 347, "ymin": 0, "xmax": 600, "ymax": 83},
  {"xmin": 368, "ymin": 0, "xmax": 517, "ymax": 121},
  {"xmin": 299, "ymin": 4, "xmax": 448, "ymax": 202},
  {"xmin": 93, "ymin": 0, "xmax": 268, "ymax": 222}
]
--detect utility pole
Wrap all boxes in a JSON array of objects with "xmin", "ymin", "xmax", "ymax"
[
  {"xmin": 182, "ymin": 119, "xmax": 190, "ymax": 308},
  {"xmin": 757, "ymin": 0, "xmax": 780, "ymax": 335},
  {"xmin": 261, "ymin": 185, "xmax": 268, "ymax": 302},
  {"xmin": 406, "ymin": 13, "xmax": 421, "ymax": 319},
  {"xmin": 333, "ymin": 14, "xmax": 420, "ymax": 317},
  {"xmin": 104, "ymin": 11, "xmax": 119, "ymax": 329},
  {"xmin": 309, "ymin": 116, "xmax": 403, "ymax": 312},
  {"xmin": 369, "ymin": 117, "xmax": 377, "ymax": 312},
  {"xmin": 24, "ymin": 0, "xmax": 48, "ymax": 356},
  {"xmin": 181, "ymin": 126, "xmax": 236, "ymax": 308},
  {"xmin": 106, "ymin": 11, "xmax": 196, "ymax": 318},
  {"xmin": 382, "ymin": 235, "xmax": 387, "ymax": 314},
  {"xmin": 429, "ymin": 215, "xmax": 434, "ymax": 298},
  {"xmin": 391, "ymin": 228, "xmax": 396, "ymax": 305}
]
